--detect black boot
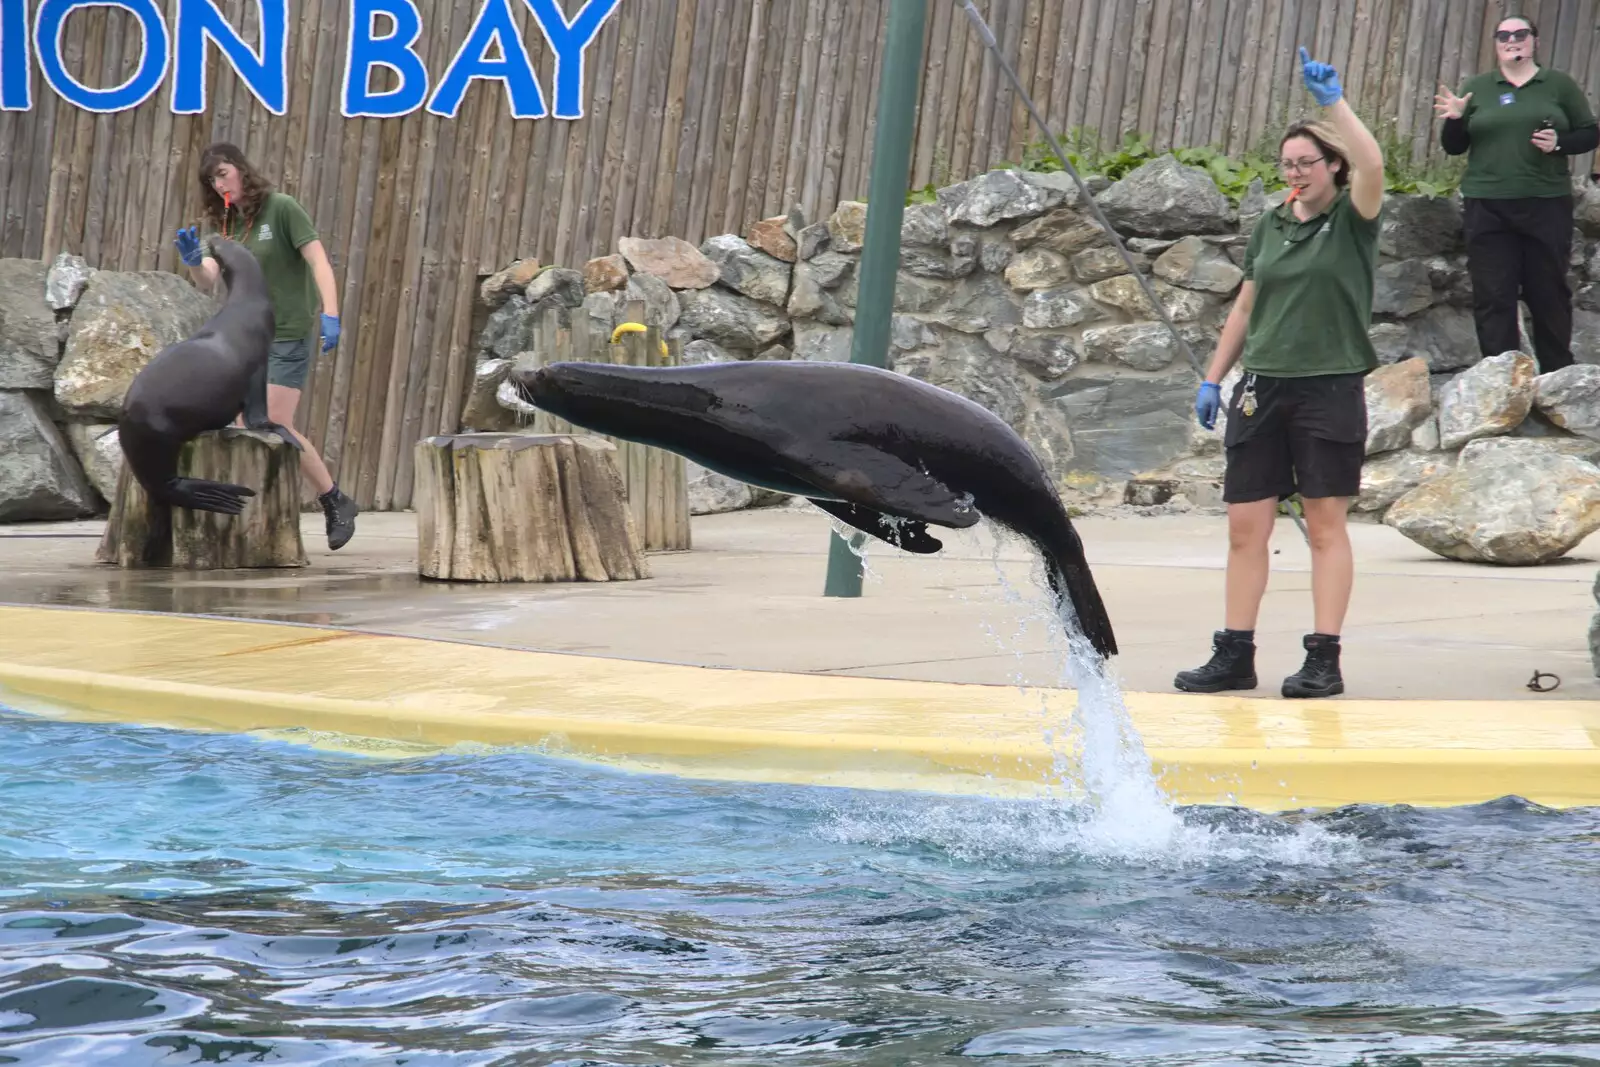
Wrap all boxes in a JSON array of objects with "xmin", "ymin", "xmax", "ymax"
[
  {"xmin": 1282, "ymin": 633, "xmax": 1344, "ymax": 698},
  {"xmin": 1174, "ymin": 629, "xmax": 1258, "ymax": 693},
  {"xmin": 319, "ymin": 484, "xmax": 358, "ymax": 550}
]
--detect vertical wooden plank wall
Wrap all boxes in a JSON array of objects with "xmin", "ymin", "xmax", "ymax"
[{"xmin": 9, "ymin": 0, "xmax": 1600, "ymax": 511}]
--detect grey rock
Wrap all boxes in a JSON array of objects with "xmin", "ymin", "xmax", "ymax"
[
  {"xmin": 45, "ymin": 252, "xmax": 94, "ymax": 311},
  {"xmin": 1574, "ymin": 309, "xmax": 1600, "ymax": 365},
  {"xmin": 755, "ymin": 344, "xmax": 792, "ymax": 361},
  {"xmin": 478, "ymin": 293, "xmax": 542, "ymax": 361},
  {"xmin": 929, "ymin": 273, "xmax": 1023, "ymax": 334},
  {"xmin": 787, "ymin": 267, "xmax": 854, "ymax": 326},
  {"xmin": 891, "ymin": 315, "xmax": 938, "ymax": 352},
  {"xmin": 1236, "ymin": 178, "xmax": 1269, "ymax": 235},
  {"xmin": 687, "ymin": 461, "xmax": 754, "ymax": 514},
  {"xmin": 1385, "ymin": 437, "xmax": 1600, "ymax": 564},
  {"xmin": 805, "ymin": 251, "xmax": 855, "ymax": 290},
  {"xmin": 0, "ymin": 390, "xmax": 97, "ymax": 520},
  {"xmin": 460, "ymin": 360, "xmax": 527, "ymax": 433},
  {"xmin": 1045, "ymin": 372, "xmax": 1198, "ymax": 479},
  {"xmin": 63, "ymin": 421, "xmax": 121, "ymax": 504},
  {"xmin": 893, "ymin": 328, "xmax": 1032, "ymax": 428},
  {"xmin": 1007, "ymin": 330, "xmax": 1079, "ymax": 379},
  {"xmin": 978, "ymin": 237, "xmax": 1015, "ymax": 274},
  {"xmin": 1379, "ymin": 195, "xmax": 1464, "ymax": 258},
  {"xmin": 1369, "ymin": 322, "xmax": 1411, "ymax": 365},
  {"xmin": 1004, "ymin": 248, "xmax": 1074, "ymax": 290},
  {"xmin": 1022, "ymin": 402, "xmax": 1075, "ymax": 479},
  {"xmin": 826, "ymin": 202, "xmax": 868, "ymax": 254},
  {"xmin": 1533, "ymin": 364, "xmax": 1600, "ymax": 440},
  {"xmin": 1088, "ymin": 275, "xmax": 1209, "ymax": 323},
  {"xmin": 478, "ymin": 259, "xmax": 544, "ymax": 309},
  {"xmin": 1081, "ymin": 322, "xmax": 1187, "ymax": 372},
  {"xmin": 1022, "ymin": 286, "xmax": 1105, "ymax": 330},
  {"xmin": 1427, "ymin": 255, "xmax": 1474, "ymax": 308},
  {"xmin": 701, "ymin": 234, "xmax": 792, "ymax": 306},
  {"xmin": 1411, "ymin": 414, "xmax": 1441, "ymax": 451},
  {"xmin": 1373, "ymin": 259, "xmax": 1436, "ymax": 318},
  {"xmin": 1011, "ymin": 207, "xmax": 1112, "ymax": 256},
  {"xmin": 525, "ymin": 266, "xmax": 586, "ymax": 308},
  {"xmin": 796, "ymin": 222, "xmax": 831, "ymax": 261},
  {"xmin": 681, "ymin": 339, "xmax": 736, "ymax": 365},
  {"xmin": 901, "ymin": 244, "xmax": 977, "ymax": 280},
  {"xmin": 793, "ymin": 322, "xmax": 854, "ymax": 363},
  {"xmin": 54, "ymin": 270, "xmax": 215, "ymax": 419},
  {"xmin": 900, "ymin": 203, "xmax": 950, "ymax": 247},
  {"xmin": 623, "ymin": 272, "xmax": 681, "ymax": 329},
  {"xmin": 1437, "ymin": 350, "xmax": 1538, "ymax": 450},
  {"xmin": 937, "ymin": 169, "xmax": 1070, "ymax": 228},
  {"xmin": 677, "ymin": 288, "xmax": 790, "ymax": 350},
  {"xmin": 1072, "ymin": 246, "xmax": 1146, "ymax": 283},
  {"xmin": 1094, "ymin": 155, "xmax": 1233, "ymax": 238},
  {"xmin": 0, "ymin": 259, "xmax": 61, "ymax": 390},
  {"xmin": 1404, "ymin": 305, "xmax": 1481, "ymax": 372},
  {"xmin": 1126, "ymin": 237, "xmax": 1178, "ymax": 255},
  {"xmin": 837, "ymin": 271, "xmax": 952, "ymax": 315},
  {"xmin": 1152, "ymin": 236, "xmax": 1243, "ymax": 294}
]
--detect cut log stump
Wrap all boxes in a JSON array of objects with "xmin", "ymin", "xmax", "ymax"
[
  {"xmin": 414, "ymin": 433, "xmax": 649, "ymax": 583},
  {"xmin": 97, "ymin": 428, "xmax": 308, "ymax": 569}
]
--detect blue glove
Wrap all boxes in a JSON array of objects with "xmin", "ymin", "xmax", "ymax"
[
  {"xmin": 1299, "ymin": 46, "xmax": 1342, "ymax": 107},
  {"xmin": 1195, "ymin": 381, "xmax": 1221, "ymax": 430},
  {"xmin": 174, "ymin": 225, "xmax": 203, "ymax": 267},
  {"xmin": 320, "ymin": 313, "xmax": 341, "ymax": 353}
]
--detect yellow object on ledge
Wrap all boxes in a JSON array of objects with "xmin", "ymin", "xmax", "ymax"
[{"xmin": 0, "ymin": 605, "xmax": 1596, "ymax": 810}]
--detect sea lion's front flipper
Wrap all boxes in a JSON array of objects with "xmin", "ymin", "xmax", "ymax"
[
  {"xmin": 806, "ymin": 499, "xmax": 944, "ymax": 554},
  {"xmin": 794, "ymin": 443, "xmax": 981, "ymax": 530},
  {"xmin": 237, "ymin": 359, "xmax": 304, "ymax": 452}
]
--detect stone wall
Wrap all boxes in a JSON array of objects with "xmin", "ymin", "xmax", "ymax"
[
  {"xmin": 464, "ymin": 155, "xmax": 1600, "ymax": 521},
  {"xmin": 0, "ymin": 253, "xmax": 216, "ymax": 521}
]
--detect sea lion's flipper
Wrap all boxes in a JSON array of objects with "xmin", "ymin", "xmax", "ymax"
[
  {"xmin": 260, "ymin": 421, "xmax": 304, "ymax": 452},
  {"xmin": 239, "ymin": 358, "xmax": 270, "ymax": 428},
  {"xmin": 792, "ymin": 444, "xmax": 981, "ymax": 530},
  {"xmin": 806, "ymin": 499, "xmax": 944, "ymax": 554},
  {"xmin": 164, "ymin": 477, "xmax": 257, "ymax": 516},
  {"xmin": 1044, "ymin": 543, "xmax": 1118, "ymax": 660}
]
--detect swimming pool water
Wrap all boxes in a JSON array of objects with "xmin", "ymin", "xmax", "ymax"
[{"xmin": 0, "ymin": 706, "xmax": 1597, "ymax": 1065}]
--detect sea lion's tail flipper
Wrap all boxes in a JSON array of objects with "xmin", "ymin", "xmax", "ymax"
[
  {"xmin": 254, "ymin": 420, "xmax": 304, "ymax": 452},
  {"xmin": 1044, "ymin": 541, "xmax": 1118, "ymax": 660},
  {"xmin": 164, "ymin": 476, "xmax": 257, "ymax": 515},
  {"xmin": 806, "ymin": 499, "xmax": 944, "ymax": 554}
]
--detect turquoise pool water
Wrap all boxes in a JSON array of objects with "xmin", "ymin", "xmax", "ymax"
[{"xmin": 0, "ymin": 705, "xmax": 1597, "ymax": 1065}]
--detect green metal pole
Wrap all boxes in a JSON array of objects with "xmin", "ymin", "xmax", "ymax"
[{"xmin": 823, "ymin": 0, "xmax": 928, "ymax": 598}]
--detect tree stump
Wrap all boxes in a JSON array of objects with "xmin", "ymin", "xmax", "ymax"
[
  {"xmin": 413, "ymin": 433, "xmax": 649, "ymax": 582},
  {"xmin": 97, "ymin": 428, "xmax": 308, "ymax": 569}
]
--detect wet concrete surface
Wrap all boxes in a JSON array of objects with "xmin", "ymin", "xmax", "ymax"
[{"xmin": 1, "ymin": 506, "xmax": 1597, "ymax": 700}]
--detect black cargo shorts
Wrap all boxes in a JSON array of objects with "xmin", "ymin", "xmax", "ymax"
[{"xmin": 1222, "ymin": 371, "xmax": 1368, "ymax": 504}]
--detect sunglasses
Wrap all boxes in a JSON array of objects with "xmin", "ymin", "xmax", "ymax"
[{"xmin": 1495, "ymin": 28, "xmax": 1533, "ymax": 42}]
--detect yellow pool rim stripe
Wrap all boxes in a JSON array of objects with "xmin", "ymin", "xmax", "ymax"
[{"xmin": 0, "ymin": 604, "xmax": 1596, "ymax": 810}]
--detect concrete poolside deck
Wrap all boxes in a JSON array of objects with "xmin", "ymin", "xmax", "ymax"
[{"xmin": 0, "ymin": 506, "xmax": 1595, "ymax": 702}]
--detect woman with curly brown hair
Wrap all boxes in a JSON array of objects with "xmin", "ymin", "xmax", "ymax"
[{"xmin": 172, "ymin": 143, "xmax": 358, "ymax": 550}]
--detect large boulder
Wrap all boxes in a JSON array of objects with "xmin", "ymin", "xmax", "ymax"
[
  {"xmin": 893, "ymin": 329, "xmax": 1033, "ymax": 428},
  {"xmin": 479, "ymin": 258, "xmax": 542, "ymax": 308},
  {"xmin": 792, "ymin": 322, "xmax": 854, "ymax": 363},
  {"xmin": 1385, "ymin": 437, "xmax": 1600, "ymax": 564},
  {"xmin": 701, "ymin": 235, "xmax": 792, "ymax": 307},
  {"xmin": 618, "ymin": 236, "xmax": 718, "ymax": 289},
  {"xmin": 63, "ymin": 422, "xmax": 122, "ymax": 504},
  {"xmin": 54, "ymin": 270, "xmax": 214, "ymax": 419},
  {"xmin": 476, "ymin": 293, "xmax": 543, "ymax": 361},
  {"xmin": 826, "ymin": 202, "xmax": 868, "ymax": 254},
  {"xmin": 1093, "ymin": 155, "xmax": 1233, "ymax": 238},
  {"xmin": 582, "ymin": 254, "xmax": 629, "ymax": 294},
  {"xmin": 1087, "ymin": 275, "xmax": 1209, "ymax": 323},
  {"xmin": 936, "ymin": 169, "xmax": 1073, "ymax": 228},
  {"xmin": 1011, "ymin": 207, "xmax": 1112, "ymax": 257},
  {"xmin": 1533, "ymin": 364, "xmax": 1600, "ymax": 440},
  {"xmin": 1022, "ymin": 286, "xmax": 1106, "ymax": 330},
  {"xmin": 746, "ymin": 216, "xmax": 797, "ymax": 262},
  {"xmin": 1372, "ymin": 260, "xmax": 1436, "ymax": 318},
  {"xmin": 900, "ymin": 203, "xmax": 950, "ymax": 247},
  {"xmin": 1364, "ymin": 357, "xmax": 1433, "ymax": 455},
  {"xmin": 1152, "ymin": 236, "xmax": 1243, "ymax": 294},
  {"xmin": 0, "ymin": 259, "xmax": 62, "ymax": 390},
  {"xmin": 1436, "ymin": 350, "xmax": 1537, "ymax": 450},
  {"xmin": 687, "ymin": 461, "xmax": 754, "ymax": 514},
  {"xmin": 1004, "ymin": 248, "xmax": 1073, "ymax": 291},
  {"xmin": 0, "ymin": 391, "xmax": 98, "ymax": 521},
  {"xmin": 929, "ymin": 273, "xmax": 1023, "ymax": 334}
]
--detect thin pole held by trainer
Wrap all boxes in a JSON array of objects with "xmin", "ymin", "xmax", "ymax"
[{"xmin": 823, "ymin": 0, "xmax": 928, "ymax": 598}]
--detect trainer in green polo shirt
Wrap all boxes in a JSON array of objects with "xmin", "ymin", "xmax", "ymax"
[
  {"xmin": 202, "ymin": 192, "xmax": 321, "ymax": 343},
  {"xmin": 1452, "ymin": 65, "xmax": 1596, "ymax": 199},
  {"xmin": 1238, "ymin": 187, "xmax": 1381, "ymax": 378}
]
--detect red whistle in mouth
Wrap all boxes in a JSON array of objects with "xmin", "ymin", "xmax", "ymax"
[{"xmin": 1284, "ymin": 187, "xmax": 1300, "ymax": 204}]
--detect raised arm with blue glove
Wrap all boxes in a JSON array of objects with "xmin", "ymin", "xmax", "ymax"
[
  {"xmin": 1299, "ymin": 46, "xmax": 1342, "ymax": 107},
  {"xmin": 173, "ymin": 225, "xmax": 204, "ymax": 268}
]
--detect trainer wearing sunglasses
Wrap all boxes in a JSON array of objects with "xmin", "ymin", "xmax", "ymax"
[
  {"xmin": 1435, "ymin": 15, "xmax": 1598, "ymax": 373},
  {"xmin": 1177, "ymin": 48, "xmax": 1384, "ymax": 700}
]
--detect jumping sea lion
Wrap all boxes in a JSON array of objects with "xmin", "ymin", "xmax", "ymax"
[
  {"xmin": 509, "ymin": 359, "xmax": 1117, "ymax": 659},
  {"xmin": 118, "ymin": 237, "xmax": 301, "ymax": 558}
]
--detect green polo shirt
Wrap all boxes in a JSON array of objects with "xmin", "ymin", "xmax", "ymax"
[
  {"xmin": 203, "ymin": 192, "xmax": 321, "ymax": 341},
  {"xmin": 1240, "ymin": 188, "xmax": 1380, "ymax": 378},
  {"xmin": 1455, "ymin": 66, "xmax": 1596, "ymax": 199}
]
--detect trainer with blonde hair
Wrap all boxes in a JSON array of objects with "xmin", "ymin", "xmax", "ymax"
[{"xmin": 1177, "ymin": 46, "xmax": 1385, "ymax": 700}]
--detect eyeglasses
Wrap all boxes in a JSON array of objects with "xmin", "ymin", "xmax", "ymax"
[
  {"xmin": 1278, "ymin": 156, "xmax": 1326, "ymax": 174},
  {"xmin": 1495, "ymin": 28, "xmax": 1533, "ymax": 42}
]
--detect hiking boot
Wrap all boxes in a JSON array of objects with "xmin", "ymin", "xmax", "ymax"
[
  {"xmin": 1174, "ymin": 629, "xmax": 1258, "ymax": 693},
  {"xmin": 319, "ymin": 485, "xmax": 358, "ymax": 550},
  {"xmin": 1282, "ymin": 633, "xmax": 1344, "ymax": 698}
]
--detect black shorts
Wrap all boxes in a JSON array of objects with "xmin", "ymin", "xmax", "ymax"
[{"xmin": 1222, "ymin": 371, "xmax": 1368, "ymax": 504}]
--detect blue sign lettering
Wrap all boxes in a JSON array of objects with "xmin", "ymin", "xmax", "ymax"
[
  {"xmin": 427, "ymin": 0, "xmax": 544, "ymax": 119},
  {"xmin": 35, "ymin": 0, "xmax": 170, "ymax": 112},
  {"xmin": 1, "ymin": 0, "xmax": 30, "ymax": 110},
  {"xmin": 343, "ymin": 0, "xmax": 429, "ymax": 117},
  {"xmin": 172, "ymin": 0, "xmax": 287, "ymax": 114}
]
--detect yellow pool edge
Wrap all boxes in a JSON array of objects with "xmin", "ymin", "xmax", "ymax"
[{"xmin": 1, "ymin": 604, "xmax": 1597, "ymax": 811}]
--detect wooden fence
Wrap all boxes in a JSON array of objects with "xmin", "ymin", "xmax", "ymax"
[{"xmin": 4, "ymin": 0, "xmax": 1599, "ymax": 510}]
